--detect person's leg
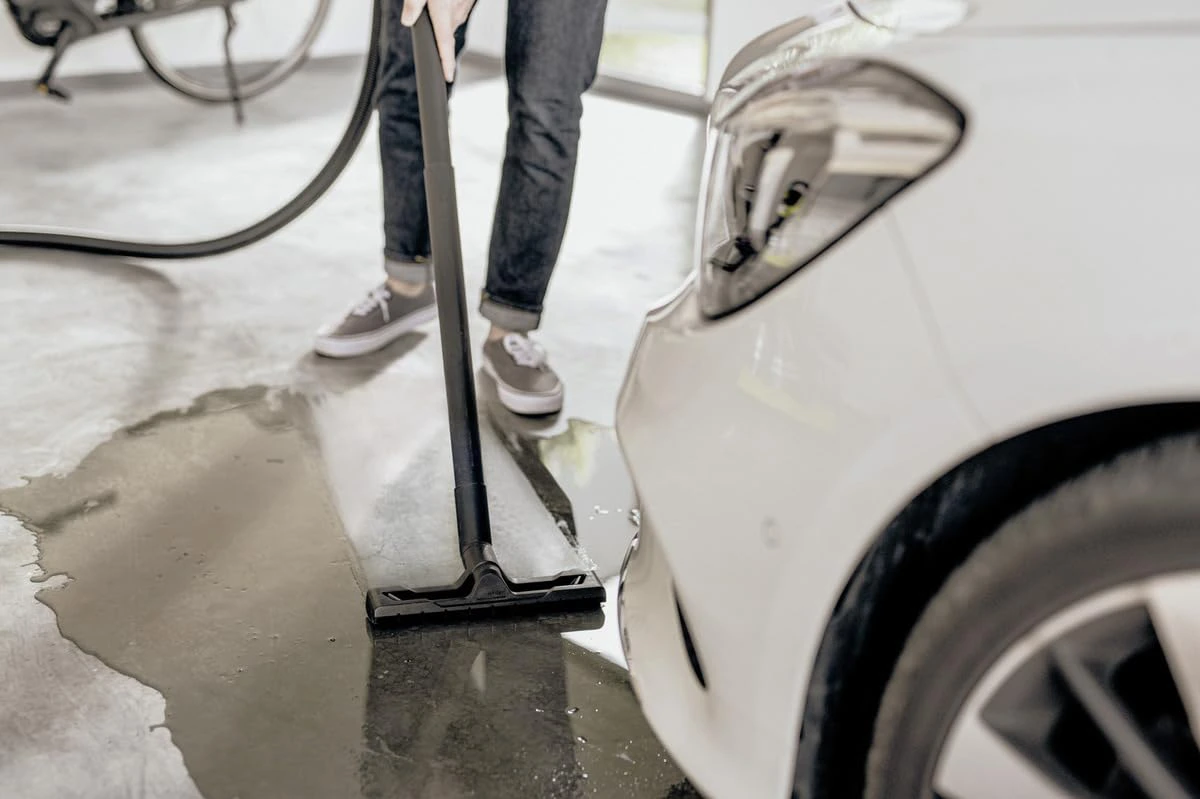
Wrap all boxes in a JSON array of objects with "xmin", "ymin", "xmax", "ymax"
[
  {"xmin": 480, "ymin": 0, "xmax": 608, "ymax": 335},
  {"xmin": 479, "ymin": 0, "xmax": 607, "ymax": 414},
  {"xmin": 379, "ymin": 0, "xmax": 469, "ymax": 287},
  {"xmin": 315, "ymin": 1, "xmax": 469, "ymax": 359}
]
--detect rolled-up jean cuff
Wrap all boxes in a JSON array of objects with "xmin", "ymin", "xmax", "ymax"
[
  {"xmin": 480, "ymin": 294, "xmax": 541, "ymax": 333},
  {"xmin": 384, "ymin": 255, "xmax": 432, "ymax": 283}
]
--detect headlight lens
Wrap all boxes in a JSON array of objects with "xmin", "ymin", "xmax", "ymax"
[{"xmin": 697, "ymin": 60, "xmax": 964, "ymax": 318}]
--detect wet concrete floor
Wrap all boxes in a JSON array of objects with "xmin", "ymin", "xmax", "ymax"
[
  {"xmin": 0, "ymin": 383, "xmax": 697, "ymax": 799},
  {"xmin": 1, "ymin": 50, "xmax": 704, "ymax": 796}
]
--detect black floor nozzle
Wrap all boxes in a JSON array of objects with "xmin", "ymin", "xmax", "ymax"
[
  {"xmin": 368, "ymin": 12, "xmax": 604, "ymax": 626},
  {"xmin": 367, "ymin": 557, "xmax": 606, "ymax": 623}
]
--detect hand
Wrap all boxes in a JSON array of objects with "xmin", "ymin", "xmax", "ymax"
[{"xmin": 401, "ymin": 0, "xmax": 478, "ymax": 83}]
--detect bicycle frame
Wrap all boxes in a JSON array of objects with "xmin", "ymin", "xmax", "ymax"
[
  {"xmin": 8, "ymin": 0, "xmax": 244, "ymax": 45},
  {"xmin": 8, "ymin": 0, "xmax": 263, "ymax": 110}
]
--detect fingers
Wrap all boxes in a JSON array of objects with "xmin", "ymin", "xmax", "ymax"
[
  {"xmin": 433, "ymin": 8, "xmax": 458, "ymax": 82},
  {"xmin": 400, "ymin": 0, "xmax": 427, "ymax": 27},
  {"xmin": 402, "ymin": 0, "xmax": 459, "ymax": 82},
  {"xmin": 429, "ymin": 2, "xmax": 460, "ymax": 82}
]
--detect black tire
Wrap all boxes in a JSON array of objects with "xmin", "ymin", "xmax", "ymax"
[
  {"xmin": 129, "ymin": 0, "xmax": 332, "ymax": 104},
  {"xmin": 865, "ymin": 435, "xmax": 1200, "ymax": 798}
]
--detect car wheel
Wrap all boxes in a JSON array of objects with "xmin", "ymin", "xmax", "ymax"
[{"xmin": 865, "ymin": 435, "xmax": 1200, "ymax": 799}]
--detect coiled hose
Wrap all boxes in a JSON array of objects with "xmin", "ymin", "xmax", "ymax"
[{"xmin": 0, "ymin": 0, "xmax": 382, "ymax": 259}]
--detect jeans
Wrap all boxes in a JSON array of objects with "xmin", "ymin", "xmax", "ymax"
[{"xmin": 377, "ymin": 0, "xmax": 609, "ymax": 332}]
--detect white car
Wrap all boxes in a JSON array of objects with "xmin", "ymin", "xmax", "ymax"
[{"xmin": 615, "ymin": 2, "xmax": 1200, "ymax": 798}]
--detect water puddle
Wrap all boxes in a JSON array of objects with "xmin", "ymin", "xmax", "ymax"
[
  {"xmin": 487, "ymin": 408, "xmax": 642, "ymax": 670},
  {"xmin": 487, "ymin": 412, "xmax": 640, "ymax": 580},
  {"xmin": 1, "ymin": 382, "xmax": 694, "ymax": 798},
  {"xmin": 0, "ymin": 387, "xmax": 371, "ymax": 799}
]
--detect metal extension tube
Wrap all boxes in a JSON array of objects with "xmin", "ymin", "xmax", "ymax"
[{"xmin": 365, "ymin": 11, "xmax": 604, "ymax": 624}]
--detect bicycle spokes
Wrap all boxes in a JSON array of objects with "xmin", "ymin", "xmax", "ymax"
[{"xmin": 221, "ymin": 4, "xmax": 244, "ymax": 125}]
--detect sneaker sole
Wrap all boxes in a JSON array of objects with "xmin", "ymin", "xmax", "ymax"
[
  {"xmin": 481, "ymin": 356, "xmax": 564, "ymax": 416},
  {"xmin": 313, "ymin": 305, "xmax": 437, "ymax": 359}
]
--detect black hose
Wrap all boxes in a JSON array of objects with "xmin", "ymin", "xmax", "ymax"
[{"xmin": 0, "ymin": 0, "xmax": 382, "ymax": 260}]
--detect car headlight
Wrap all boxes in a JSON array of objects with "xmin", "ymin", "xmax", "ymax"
[{"xmin": 697, "ymin": 59, "xmax": 965, "ymax": 318}]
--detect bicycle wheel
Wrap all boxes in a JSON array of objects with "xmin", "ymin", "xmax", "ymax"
[{"xmin": 130, "ymin": 0, "xmax": 332, "ymax": 104}]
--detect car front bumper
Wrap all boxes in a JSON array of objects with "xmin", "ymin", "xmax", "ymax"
[{"xmin": 615, "ymin": 207, "xmax": 985, "ymax": 798}]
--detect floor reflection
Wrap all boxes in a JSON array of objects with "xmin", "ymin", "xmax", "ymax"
[{"xmin": 364, "ymin": 615, "xmax": 696, "ymax": 798}]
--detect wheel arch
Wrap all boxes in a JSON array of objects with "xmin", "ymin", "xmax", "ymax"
[{"xmin": 792, "ymin": 400, "xmax": 1200, "ymax": 799}]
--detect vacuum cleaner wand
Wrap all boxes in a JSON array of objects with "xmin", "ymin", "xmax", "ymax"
[{"xmin": 367, "ymin": 11, "xmax": 605, "ymax": 624}]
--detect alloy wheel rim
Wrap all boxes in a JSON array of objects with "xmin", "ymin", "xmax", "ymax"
[{"xmin": 934, "ymin": 572, "xmax": 1200, "ymax": 799}]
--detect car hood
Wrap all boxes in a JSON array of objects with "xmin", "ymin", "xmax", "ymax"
[
  {"xmin": 852, "ymin": 0, "xmax": 1200, "ymax": 32},
  {"xmin": 713, "ymin": 0, "xmax": 1200, "ymax": 123}
]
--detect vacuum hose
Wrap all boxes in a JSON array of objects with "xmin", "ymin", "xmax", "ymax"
[{"xmin": 0, "ymin": 1, "xmax": 382, "ymax": 259}]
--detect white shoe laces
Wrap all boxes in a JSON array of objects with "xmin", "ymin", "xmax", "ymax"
[
  {"xmin": 502, "ymin": 333, "xmax": 547, "ymax": 369},
  {"xmin": 352, "ymin": 286, "xmax": 392, "ymax": 322}
]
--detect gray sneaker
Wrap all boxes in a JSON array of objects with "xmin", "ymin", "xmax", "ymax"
[
  {"xmin": 314, "ymin": 282, "xmax": 436, "ymax": 359},
  {"xmin": 482, "ymin": 333, "xmax": 564, "ymax": 416}
]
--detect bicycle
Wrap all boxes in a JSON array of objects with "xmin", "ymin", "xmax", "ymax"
[{"xmin": 5, "ymin": 0, "xmax": 332, "ymax": 122}]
